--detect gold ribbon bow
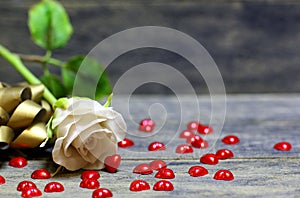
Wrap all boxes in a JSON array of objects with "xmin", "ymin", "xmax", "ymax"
[{"xmin": 0, "ymin": 83, "xmax": 52, "ymax": 149}]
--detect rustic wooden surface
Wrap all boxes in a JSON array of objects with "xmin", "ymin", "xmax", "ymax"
[{"xmin": 0, "ymin": 94, "xmax": 300, "ymax": 197}]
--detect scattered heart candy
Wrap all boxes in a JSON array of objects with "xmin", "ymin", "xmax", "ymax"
[
  {"xmin": 200, "ymin": 153, "xmax": 219, "ymax": 165},
  {"xmin": 139, "ymin": 119, "xmax": 155, "ymax": 132},
  {"xmin": 273, "ymin": 141, "xmax": 292, "ymax": 151},
  {"xmin": 17, "ymin": 181, "xmax": 37, "ymax": 191},
  {"xmin": 133, "ymin": 163, "xmax": 153, "ymax": 175},
  {"xmin": 197, "ymin": 125, "xmax": 213, "ymax": 135},
  {"xmin": 188, "ymin": 135, "xmax": 209, "ymax": 149},
  {"xmin": 188, "ymin": 166, "xmax": 209, "ymax": 177},
  {"xmin": 149, "ymin": 160, "xmax": 167, "ymax": 171},
  {"xmin": 92, "ymin": 188, "xmax": 113, "ymax": 198},
  {"xmin": 148, "ymin": 142, "xmax": 166, "ymax": 151},
  {"xmin": 9, "ymin": 157, "xmax": 27, "ymax": 168},
  {"xmin": 187, "ymin": 121, "xmax": 201, "ymax": 131},
  {"xmin": 222, "ymin": 135, "xmax": 240, "ymax": 145},
  {"xmin": 81, "ymin": 170, "xmax": 100, "ymax": 180},
  {"xmin": 216, "ymin": 149, "xmax": 234, "ymax": 160},
  {"xmin": 129, "ymin": 180, "xmax": 150, "ymax": 192},
  {"xmin": 155, "ymin": 168, "xmax": 175, "ymax": 179},
  {"xmin": 0, "ymin": 175, "xmax": 5, "ymax": 185},
  {"xmin": 213, "ymin": 169, "xmax": 234, "ymax": 181},
  {"xmin": 80, "ymin": 179, "xmax": 100, "ymax": 189},
  {"xmin": 44, "ymin": 182, "xmax": 64, "ymax": 193},
  {"xmin": 104, "ymin": 154, "xmax": 121, "ymax": 173},
  {"xmin": 179, "ymin": 129, "xmax": 194, "ymax": 139},
  {"xmin": 31, "ymin": 169, "xmax": 51, "ymax": 179},
  {"xmin": 118, "ymin": 138, "xmax": 135, "ymax": 148},
  {"xmin": 153, "ymin": 180, "xmax": 174, "ymax": 191},
  {"xmin": 21, "ymin": 188, "xmax": 42, "ymax": 197},
  {"xmin": 175, "ymin": 144, "xmax": 194, "ymax": 154}
]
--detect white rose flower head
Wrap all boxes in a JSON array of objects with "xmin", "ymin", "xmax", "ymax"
[{"xmin": 48, "ymin": 97, "xmax": 126, "ymax": 171}]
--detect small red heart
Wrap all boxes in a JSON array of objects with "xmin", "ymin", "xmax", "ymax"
[
  {"xmin": 149, "ymin": 160, "xmax": 167, "ymax": 171},
  {"xmin": 197, "ymin": 125, "xmax": 213, "ymax": 135},
  {"xmin": 200, "ymin": 153, "xmax": 219, "ymax": 165},
  {"xmin": 0, "ymin": 175, "xmax": 5, "ymax": 185},
  {"xmin": 129, "ymin": 180, "xmax": 150, "ymax": 192},
  {"xmin": 21, "ymin": 188, "xmax": 42, "ymax": 197},
  {"xmin": 17, "ymin": 181, "xmax": 37, "ymax": 191},
  {"xmin": 222, "ymin": 135, "xmax": 240, "ymax": 145},
  {"xmin": 153, "ymin": 180, "xmax": 174, "ymax": 191},
  {"xmin": 44, "ymin": 182, "xmax": 64, "ymax": 193},
  {"xmin": 104, "ymin": 154, "xmax": 121, "ymax": 173},
  {"xmin": 155, "ymin": 168, "xmax": 175, "ymax": 179},
  {"xmin": 9, "ymin": 157, "xmax": 27, "ymax": 168},
  {"xmin": 187, "ymin": 121, "xmax": 201, "ymax": 130},
  {"xmin": 188, "ymin": 166, "xmax": 208, "ymax": 177},
  {"xmin": 175, "ymin": 144, "xmax": 194, "ymax": 154},
  {"xmin": 92, "ymin": 188, "xmax": 113, "ymax": 198},
  {"xmin": 118, "ymin": 138, "xmax": 135, "ymax": 148},
  {"xmin": 148, "ymin": 142, "xmax": 166, "ymax": 151},
  {"xmin": 139, "ymin": 119, "xmax": 155, "ymax": 132},
  {"xmin": 81, "ymin": 170, "xmax": 100, "ymax": 180},
  {"xmin": 216, "ymin": 149, "xmax": 234, "ymax": 160},
  {"xmin": 179, "ymin": 129, "xmax": 195, "ymax": 139},
  {"xmin": 133, "ymin": 163, "xmax": 153, "ymax": 175},
  {"xmin": 213, "ymin": 169, "xmax": 234, "ymax": 181},
  {"xmin": 80, "ymin": 179, "xmax": 100, "ymax": 189},
  {"xmin": 273, "ymin": 141, "xmax": 292, "ymax": 151},
  {"xmin": 31, "ymin": 169, "xmax": 51, "ymax": 179},
  {"xmin": 188, "ymin": 135, "xmax": 208, "ymax": 149}
]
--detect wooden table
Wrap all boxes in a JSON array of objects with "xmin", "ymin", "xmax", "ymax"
[{"xmin": 1, "ymin": 94, "xmax": 299, "ymax": 197}]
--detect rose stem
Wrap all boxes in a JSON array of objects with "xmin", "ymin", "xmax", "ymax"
[{"xmin": 0, "ymin": 44, "xmax": 57, "ymax": 106}]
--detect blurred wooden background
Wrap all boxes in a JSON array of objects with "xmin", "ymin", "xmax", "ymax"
[{"xmin": 1, "ymin": 0, "xmax": 300, "ymax": 94}]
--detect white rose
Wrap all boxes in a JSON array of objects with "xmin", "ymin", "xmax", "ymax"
[{"xmin": 50, "ymin": 97, "xmax": 126, "ymax": 171}]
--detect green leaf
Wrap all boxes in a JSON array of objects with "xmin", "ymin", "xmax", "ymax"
[
  {"xmin": 40, "ymin": 73, "xmax": 66, "ymax": 98},
  {"xmin": 28, "ymin": 0, "xmax": 73, "ymax": 50},
  {"xmin": 62, "ymin": 56, "xmax": 112, "ymax": 100}
]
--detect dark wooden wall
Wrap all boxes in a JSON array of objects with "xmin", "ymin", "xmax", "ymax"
[{"xmin": 1, "ymin": 0, "xmax": 300, "ymax": 94}]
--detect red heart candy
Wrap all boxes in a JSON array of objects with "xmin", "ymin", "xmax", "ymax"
[
  {"xmin": 273, "ymin": 141, "xmax": 292, "ymax": 151},
  {"xmin": 149, "ymin": 160, "xmax": 167, "ymax": 171},
  {"xmin": 216, "ymin": 149, "xmax": 234, "ymax": 160},
  {"xmin": 179, "ymin": 129, "xmax": 195, "ymax": 139},
  {"xmin": 197, "ymin": 125, "xmax": 213, "ymax": 135},
  {"xmin": 9, "ymin": 157, "xmax": 27, "ymax": 168},
  {"xmin": 104, "ymin": 154, "xmax": 121, "ymax": 173},
  {"xmin": 175, "ymin": 144, "xmax": 194, "ymax": 154},
  {"xmin": 188, "ymin": 166, "xmax": 208, "ymax": 177},
  {"xmin": 31, "ymin": 169, "xmax": 51, "ymax": 179},
  {"xmin": 81, "ymin": 170, "xmax": 100, "ymax": 180},
  {"xmin": 0, "ymin": 175, "xmax": 5, "ymax": 185},
  {"xmin": 133, "ymin": 163, "xmax": 153, "ymax": 175},
  {"xmin": 80, "ymin": 179, "xmax": 100, "ymax": 189},
  {"xmin": 139, "ymin": 119, "xmax": 155, "ymax": 132},
  {"xmin": 213, "ymin": 169, "xmax": 234, "ymax": 181},
  {"xmin": 118, "ymin": 138, "xmax": 135, "ymax": 148},
  {"xmin": 200, "ymin": 153, "xmax": 219, "ymax": 165},
  {"xmin": 153, "ymin": 180, "xmax": 174, "ymax": 191},
  {"xmin": 155, "ymin": 168, "xmax": 175, "ymax": 179},
  {"xmin": 129, "ymin": 180, "xmax": 150, "ymax": 192},
  {"xmin": 17, "ymin": 181, "xmax": 37, "ymax": 191},
  {"xmin": 92, "ymin": 188, "xmax": 113, "ymax": 198},
  {"xmin": 148, "ymin": 142, "xmax": 166, "ymax": 151},
  {"xmin": 44, "ymin": 182, "xmax": 64, "ymax": 193},
  {"xmin": 21, "ymin": 188, "xmax": 42, "ymax": 197},
  {"xmin": 222, "ymin": 135, "xmax": 240, "ymax": 145}
]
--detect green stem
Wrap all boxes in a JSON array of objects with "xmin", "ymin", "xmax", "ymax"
[
  {"xmin": 0, "ymin": 44, "xmax": 57, "ymax": 105},
  {"xmin": 18, "ymin": 54, "xmax": 65, "ymax": 67}
]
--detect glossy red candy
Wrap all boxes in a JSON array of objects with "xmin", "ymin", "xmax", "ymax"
[
  {"xmin": 197, "ymin": 125, "xmax": 213, "ymax": 135},
  {"xmin": 17, "ymin": 181, "xmax": 37, "ymax": 191},
  {"xmin": 139, "ymin": 119, "xmax": 155, "ymax": 132},
  {"xmin": 175, "ymin": 144, "xmax": 194, "ymax": 154},
  {"xmin": 129, "ymin": 180, "xmax": 150, "ymax": 192},
  {"xmin": 80, "ymin": 179, "xmax": 100, "ymax": 189},
  {"xmin": 216, "ymin": 149, "xmax": 234, "ymax": 160},
  {"xmin": 155, "ymin": 168, "xmax": 175, "ymax": 179},
  {"xmin": 200, "ymin": 153, "xmax": 219, "ymax": 165},
  {"xmin": 44, "ymin": 182, "xmax": 64, "ymax": 193},
  {"xmin": 188, "ymin": 166, "xmax": 209, "ymax": 177},
  {"xmin": 213, "ymin": 169, "xmax": 234, "ymax": 181},
  {"xmin": 0, "ymin": 175, "xmax": 5, "ymax": 184},
  {"xmin": 273, "ymin": 141, "xmax": 292, "ymax": 151},
  {"xmin": 179, "ymin": 129, "xmax": 194, "ymax": 139},
  {"xmin": 81, "ymin": 170, "xmax": 100, "ymax": 180},
  {"xmin": 104, "ymin": 154, "xmax": 121, "ymax": 173},
  {"xmin": 9, "ymin": 157, "xmax": 27, "ymax": 168},
  {"xmin": 189, "ymin": 135, "xmax": 209, "ymax": 149},
  {"xmin": 222, "ymin": 135, "xmax": 240, "ymax": 145},
  {"xmin": 187, "ymin": 121, "xmax": 201, "ymax": 130},
  {"xmin": 149, "ymin": 160, "xmax": 167, "ymax": 171},
  {"xmin": 92, "ymin": 188, "xmax": 113, "ymax": 198},
  {"xmin": 148, "ymin": 142, "xmax": 166, "ymax": 151},
  {"xmin": 133, "ymin": 163, "xmax": 153, "ymax": 175},
  {"xmin": 21, "ymin": 188, "xmax": 42, "ymax": 197},
  {"xmin": 31, "ymin": 169, "xmax": 51, "ymax": 179},
  {"xmin": 118, "ymin": 138, "xmax": 134, "ymax": 148},
  {"xmin": 153, "ymin": 180, "xmax": 174, "ymax": 191}
]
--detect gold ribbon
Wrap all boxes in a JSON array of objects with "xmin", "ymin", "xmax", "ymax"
[{"xmin": 0, "ymin": 82, "xmax": 52, "ymax": 149}]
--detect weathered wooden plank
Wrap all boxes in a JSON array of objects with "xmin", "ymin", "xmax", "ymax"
[{"xmin": 0, "ymin": 158, "xmax": 299, "ymax": 197}]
